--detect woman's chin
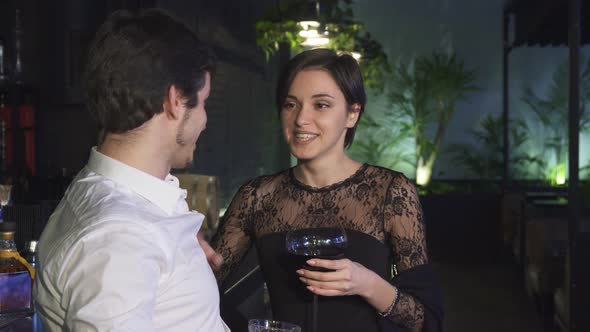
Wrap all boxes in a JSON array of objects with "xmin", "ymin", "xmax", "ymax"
[{"xmin": 290, "ymin": 150, "xmax": 315, "ymax": 162}]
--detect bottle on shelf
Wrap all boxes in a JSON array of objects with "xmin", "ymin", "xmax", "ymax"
[
  {"xmin": 21, "ymin": 240, "xmax": 37, "ymax": 269},
  {"xmin": 0, "ymin": 38, "xmax": 7, "ymax": 84},
  {"xmin": 19, "ymin": 93, "xmax": 35, "ymax": 176},
  {"xmin": 0, "ymin": 92, "xmax": 13, "ymax": 175},
  {"xmin": 13, "ymin": 8, "xmax": 24, "ymax": 84},
  {"xmin": 0, "ymin": 221, "xmax": 35, "ymax": 314}
]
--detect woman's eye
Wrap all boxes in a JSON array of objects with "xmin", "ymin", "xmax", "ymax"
[
  {"xmin": 283, "ymin": 102, "xmax": 297, "ymax": 110},
  {"xmin": 315, "ymin": 103, "xmax": 330, "ymax": 110}
]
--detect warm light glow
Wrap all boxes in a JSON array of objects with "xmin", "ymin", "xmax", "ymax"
[
  {"xmin": 555, "ymin": 172, "xmax": 566, "ymax": 185},
  {"xmin": 416, "ymin": 165, "xmax": 431, "ymax": 186},
  {"xmin": 550, "ymin": 163, "xmax": 567, "ymax": 186},
  {"xmin": 298, "ymin": 21, "xmax": 329, "ymax": 47},
  {"xmin": 299, "ymin": 29, "xmax": 319, "ymax": 38},
  {"xmin": 298, "ymin": 21, "xmax": 320, "ymax": 31},
  {"xmin": 301, "ymin": 37, "xmax": 330, "ymax": 47}
]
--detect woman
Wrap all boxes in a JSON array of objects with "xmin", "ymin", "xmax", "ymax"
[{"xmin": 211, "ymin": 48, "xmax": 442, "ymax": 331}]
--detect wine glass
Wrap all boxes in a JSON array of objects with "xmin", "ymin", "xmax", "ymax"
[
  {"xmin": 285, "ymin": 227, "xmax": 347, "ymax": 267},
  {"xmin": 285, "ymin": 226, "xmax": 348, "ymax": 332}
]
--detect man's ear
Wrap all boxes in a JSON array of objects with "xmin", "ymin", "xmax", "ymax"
[{"xmin": 163, "ymin": 85, "xmax": 182, "ymax": 120}]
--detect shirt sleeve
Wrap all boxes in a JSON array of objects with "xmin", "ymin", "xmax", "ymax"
[
  {"xmin": 59, "ymin": 222, "xmax": 166, "ymax": 332},
  {"xmin": 211, "ymin": 180, "xmax": 257, "ymax": 286},
  {"xmin": 383, "ymin": 174, "xmax": 429, "ymax": 331}
]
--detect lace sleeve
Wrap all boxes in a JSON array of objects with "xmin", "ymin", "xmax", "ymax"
[
  {"xmin": 211, "ymin": 180, "xmax": 257, "ymax": 285},
  {"xmin": 383, "ymin": 174, "xmax": 428, "ymax": 331}
]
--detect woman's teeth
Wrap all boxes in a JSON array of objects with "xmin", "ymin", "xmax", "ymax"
[{"xmin": 295, "ymin": 134, "xmax": 318, "ymax": 141}]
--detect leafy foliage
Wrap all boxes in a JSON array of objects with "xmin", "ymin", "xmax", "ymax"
[
  {"xmin": 448, "ymin": 114, "xmax": 544, "ymax": 179},
  {"xmin": 255, "ymin": 0, "xmax": 390, "ymax": 92},
  {"xmin": 521, "ymin": 57, "xmax": 590, "ymax": 182},
  {"xmin": 388, "ymin": 52, "xmax": 478, "ymax": 185},
  {"xmin": 255, "ymin": 20, "xmax": 304, "ymax": 59},
  {"xmin": 348, "ymin": 112, "xmax": 414, "ymax": 170}
]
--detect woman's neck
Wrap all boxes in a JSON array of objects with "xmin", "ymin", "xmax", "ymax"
[{"xmin": 294, "ymin": 154, "xmax": 363, "ymax": 188}]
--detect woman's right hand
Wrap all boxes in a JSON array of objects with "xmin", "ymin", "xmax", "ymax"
[{"xmin": 296, "ymin": 258, "xmax": 375, "ymax": 298}]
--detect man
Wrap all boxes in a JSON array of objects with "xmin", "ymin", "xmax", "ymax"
[{"xmin": 34, "ymin": 9, "xmax": 228, "ymax": 331}]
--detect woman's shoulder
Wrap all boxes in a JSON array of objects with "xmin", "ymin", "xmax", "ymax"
[
  {"xmin": 364, "ymin": 164, "xmax": 413, "ymax": 184},
  {"xmin": 236, "ymin": 169, "xmax": 291, "ymax": 194}
]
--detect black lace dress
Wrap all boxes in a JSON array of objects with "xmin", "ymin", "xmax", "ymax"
[{"xmin": 212, "ymin": 164, "xmax": 443, "ymax": 331}]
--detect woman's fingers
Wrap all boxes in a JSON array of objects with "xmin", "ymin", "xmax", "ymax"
[
  {"xmin": 297, "ymin": 258, "xmax": 352, "ymax": 281},
  {"xmin": 296, "ymin": 268, "xmax": 351, "ymax": 282},
  {"xmin": 296, "ymin": 258, "xmax": 371, "ymax": 297},
  {"xmin": 305, "ymin": 285, "xmax": 346, "ymax": 297},
  {"xmin": 306, "ymin": 258, "xmax": 350, "ymax": 270},
  {"xmin": 299, "ymin": 277, "xmax": 352, "ymax": 293},
  {"xmin": 297, "ymin": 258, "xmax": 354, "ymax": 296}
]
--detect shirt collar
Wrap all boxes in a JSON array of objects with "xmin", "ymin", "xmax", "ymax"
[{"xmin": 87, "ymin": 147, "xmax": 186, "ymax": 215}]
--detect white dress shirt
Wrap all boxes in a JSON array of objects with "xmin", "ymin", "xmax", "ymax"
[{"xmin": 34, "ymin": 148, "xmax": 230, "ymax": 332}]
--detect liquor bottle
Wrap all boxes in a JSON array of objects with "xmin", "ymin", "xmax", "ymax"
[
  {"xmin": 0, "ymin": 105, "xmax": 5, "ymax": 174},
  {"xmin": 0, "ymin": 38, "xmax": 7, "ymax": 83},
  {"xmin": 21, "ymin": 240, "xmax": 37, "ymax": 269},
  {"xmin": 0, "ymin": 221, "xmax": 34, "ymax": 314},
  {"xmin": 0, "ymin": 93, "xmax": 13, "ymax": 173},
  {"xmin": 19, "ymin": 95, "xmax": 35, "ymax": 176},
  {"xmin": 13, "ymin": 9, "xmax": 24, "ymax": 84}
]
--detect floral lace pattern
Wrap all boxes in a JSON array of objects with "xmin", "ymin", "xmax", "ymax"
[{"xmin": 212, "ymin": 164, "xmax": 428, "ymax": 330}]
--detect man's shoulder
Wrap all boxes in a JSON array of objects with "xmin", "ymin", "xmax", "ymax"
[
  {"xmin": 66, "ymin": 169, "xmax": 158, "ymax": 220},
  {"xmin": 39, "ymin": 171, "xmax": 161, "ymax": 257}
]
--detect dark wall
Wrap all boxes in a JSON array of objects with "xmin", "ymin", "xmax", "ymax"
[
  {"xmin": 1, "ymin": 0, "xmax": 155, "ymax": 177},
  {"xmin": 422, "ymin": 193, "xmax": 503, "ymax": 264},
  {"xmin": 158, "ymin": 0, "xmax": 291, "ymax": 205},
  {"xmin": 0, "ymin": 0, "xmax": 289, "ymax": 206}
]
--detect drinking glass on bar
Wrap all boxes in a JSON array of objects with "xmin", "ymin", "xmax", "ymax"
[{"xmin": 248, "ymin": 319, "xmax": 301, "ymax": 332}]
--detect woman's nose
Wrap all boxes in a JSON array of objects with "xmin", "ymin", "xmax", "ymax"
[{"xmin": 294, "ymin": 104, "xmax": 312, "ymax": 126}]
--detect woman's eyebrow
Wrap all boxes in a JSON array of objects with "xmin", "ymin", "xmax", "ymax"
[{"xmin": 311, "ymin": 93, "xmax": 335, "ymax": 99}]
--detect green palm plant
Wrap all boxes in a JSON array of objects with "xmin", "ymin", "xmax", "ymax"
[
  {"xmin": 388, "ymin": 52, "xmax": 478, "ymax": 186},
  {"xmin": 522, "ymin": 58, "xmax": 590, "ymax": 184},
  {"xmin": 448, "ymin": 114, "xmax": 544, "ymax": 179},
  {"xmin": 348, "ymin": 113, "xmax": 414, "ymax": 169}
]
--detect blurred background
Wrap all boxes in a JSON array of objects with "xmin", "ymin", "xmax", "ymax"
[{"xmin": 0, "ymin": 0, "xmax": 588, "ymax": 331}]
